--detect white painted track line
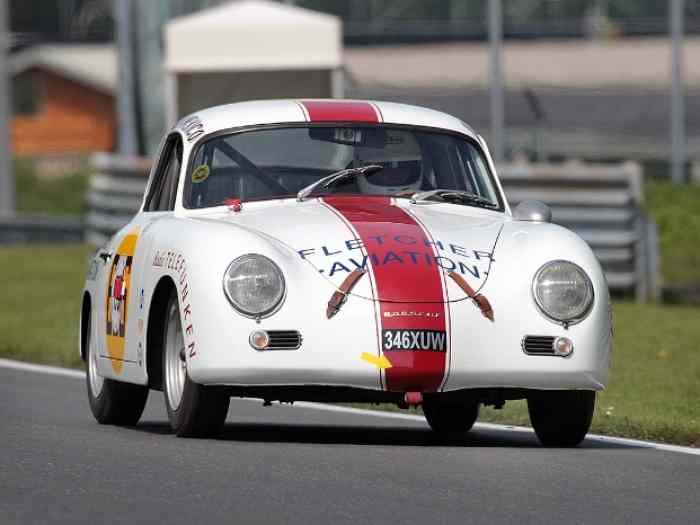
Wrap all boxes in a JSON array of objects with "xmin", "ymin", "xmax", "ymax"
[
  {"xmin": 1, "ymin": 357, "xmax": 698, "ymax": 456},
  {"xmin": 0, "ymin": 357, "xmax": 84, "ymax": 379},
  {"xmin": 294, "ymin": 401, "xmax": 700, "ymax": 456}
]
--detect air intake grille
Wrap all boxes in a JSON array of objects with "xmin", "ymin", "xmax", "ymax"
[
  {"xmin": 522, "ymin": 335, "xmax": 556, "ymax": 355},
  {"xmin": 267, "ymin": 330, "xmax": 302, "ymax": 350}
]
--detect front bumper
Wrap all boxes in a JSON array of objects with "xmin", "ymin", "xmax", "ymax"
[{"xmin": 186, "ymin": 287, "xmax": 611, "ymax": 392}]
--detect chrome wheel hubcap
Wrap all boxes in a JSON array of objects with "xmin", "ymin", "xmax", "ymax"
[
  {"xmin": 165, "ymin": 302, "xmax": 186, "ymax": 410},
  {"xmin": 87, "ymin": 315, "xmax": 104, "ymax": 396}
]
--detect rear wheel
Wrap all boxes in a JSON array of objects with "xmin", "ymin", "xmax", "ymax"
[
  {"xmin": 163, "ymin": 291, "xmax": 230, "ymax": 437},
  {"xmin": 422, "ymin": 396, "xmax": 480, "ymax": 435},
  {"xmin": 527, "ymin": 390, "xmax": 595, "ymax": 447},
  {"xmin": 86, "ymin": 308, "xmax": 148, "ymax": 425}
]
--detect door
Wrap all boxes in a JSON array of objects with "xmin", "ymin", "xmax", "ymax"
[{"xmin": 98, "ymin": 133, "xmax": 183, "ymax": 380}]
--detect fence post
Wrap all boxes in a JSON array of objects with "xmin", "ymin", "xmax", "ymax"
[
  {"xmin": 634, "ymin": 214, "xmax": 648, "ymax": 303},
  {"xmin": 645, "ymin": 218, "xmax": 661, "ymax": 302}
]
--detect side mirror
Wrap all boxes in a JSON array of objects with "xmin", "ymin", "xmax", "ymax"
[{"xmin": 513, "ymin": 200, "xmax": 552, "ymax": 223}]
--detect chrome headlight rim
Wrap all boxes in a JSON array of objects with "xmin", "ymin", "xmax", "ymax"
[
  {"xmin": 532, "ymin": 259, "xmax": 594, "ymax": 326},
  {"xmin": 223, "ymin": 254, "xmax": 286, "ymax": 319}
]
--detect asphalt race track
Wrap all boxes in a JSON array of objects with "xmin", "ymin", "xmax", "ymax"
[{"xmin": 1, "ymin": 363, "xmax": 699, "ymax": 525}]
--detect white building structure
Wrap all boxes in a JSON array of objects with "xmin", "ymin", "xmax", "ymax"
[{"xmin": 163, "ymin": 0, "xmax": 343, "ymax": 125}]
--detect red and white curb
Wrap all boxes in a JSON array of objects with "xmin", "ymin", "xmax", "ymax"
[{"xmin": 1, "ymin": 357, "xmax": 698, "ymax": 457}]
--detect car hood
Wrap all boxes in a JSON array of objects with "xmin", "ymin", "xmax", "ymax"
[{"xmin": 198, "ymin": 196, "xmax": 504, "ymax": 303}]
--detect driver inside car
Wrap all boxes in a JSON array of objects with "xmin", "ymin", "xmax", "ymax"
[{"xmin": 354, "ymin": 131, "xmax": 432, "ymax": 196}]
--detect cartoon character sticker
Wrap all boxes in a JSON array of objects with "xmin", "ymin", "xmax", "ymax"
[
  {"xmin": 109, "ymin": 256, "xmax": 129, "ymax": 336},
  {"xmin": 104, "ymin": 232, "xmax": 139, "ymax": 373}
]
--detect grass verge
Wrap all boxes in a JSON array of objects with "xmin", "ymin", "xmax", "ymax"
[
  {"xmin": 644, "ymin": 179, "xmax": 700, "ymax": 285},
  {"xmin": 14, "ymin": 160, "xmax": 90, "ymax": 216},
  {"xmin": 1, "ymin": 243, "xmax": 699, "ymax": 446},
  {"xmin": 0, "ymin": 243, "xmax": 89, "ymax": 369}
]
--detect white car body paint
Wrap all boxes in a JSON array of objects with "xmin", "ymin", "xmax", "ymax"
[{"xmin": 80, "ymin": 99, "xmax": 611, "ymax": 394}]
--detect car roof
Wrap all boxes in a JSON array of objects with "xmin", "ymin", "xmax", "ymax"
[{"xmin": 174, "ymin": 99, "xmax": 478, "ymax": 142}]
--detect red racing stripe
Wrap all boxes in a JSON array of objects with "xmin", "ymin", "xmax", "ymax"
[
  {"xmin": 322, "ymin": 196, "xmax": 449, "ymax": 393},
  {"xmin": 301, "ymin": 100, "xmax": 380, "ymax": 122}
]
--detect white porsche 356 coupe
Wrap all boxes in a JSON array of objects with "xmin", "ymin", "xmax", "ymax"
[{"xmin": 80, "ymin": 99, "xmax": 611, "ymax": 445}]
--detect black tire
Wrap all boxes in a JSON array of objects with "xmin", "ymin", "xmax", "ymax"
[
  {"xmin": 86, "ymin": 309, "xmax": 148, "ymax": 425},
  {"xmin": 422, "ymin": 396, "xmax": 480, "ymax": 435},
  {"xmin": 162, "ymin": 291, "xmax": 230, "ymax": 438},
  {"xmin": 527, "ymin": 390, "xmax": 596, "ymax": 447}
]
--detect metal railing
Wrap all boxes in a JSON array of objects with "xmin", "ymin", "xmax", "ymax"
[
  {"xmin": 85, "ymin": 153, "xmax": 150, "ymax": 247},
  {"xmin": 86, "ymin": 154, "xmax": 659, "ymax": 301},
  {"xmin": 0, "ymin": 214, "xmax": 84, "ymax": 244},
  {"xmin": 499, "ymin": 161, "xmax": 658, "ymax": 301}
]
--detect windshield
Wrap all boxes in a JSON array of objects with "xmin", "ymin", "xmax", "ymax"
[{"xmin": 183, "ymin": 125, "xmax": 502, "ymax": 210}]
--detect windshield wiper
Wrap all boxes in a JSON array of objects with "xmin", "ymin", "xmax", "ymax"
[
  {"xmin": 297, "ymin": 165, "xmax": 383, "ymax": 202},
  {"xmin": 410, "ymin": 189, "xmax": 497, "ymax": 209}
]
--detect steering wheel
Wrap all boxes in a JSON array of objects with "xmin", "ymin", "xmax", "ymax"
[{"xmin": 217, "ymin": 141, "xmax": 288, "ymax": 195}]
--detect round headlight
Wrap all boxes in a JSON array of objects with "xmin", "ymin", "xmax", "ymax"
[
  {"xmin": 223, "ymin": 254, "xmax": 285, "ymax": 318},
  {"xmin": 533, "ymin": 261, "xmax": 593, "ymax": 324}
]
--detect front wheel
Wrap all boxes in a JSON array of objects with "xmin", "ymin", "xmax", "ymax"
[
  {"xmin": 527, "ymin": 390, "xmax": 596, "ymax": 447},
  {"xmin": 163, "ymin": 291, "xmax": 230, "ymax": 437},
  {"xmin": 422, "ymin": 396, "xmax": 480, "ymax": 435},
  {"xmin": 86, "ymin": 308, "xmax": 148, "ymax": 425}
]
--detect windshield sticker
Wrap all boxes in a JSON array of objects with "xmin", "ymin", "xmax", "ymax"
[
  {"xmin": 191, "ymin": 165, "xmax": 210, "ymax": 184},
  {"xmin": 297, "ymin": 235, "xmax": 493, "ymax": 279}
]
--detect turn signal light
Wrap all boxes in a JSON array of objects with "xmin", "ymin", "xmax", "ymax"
[
  {"xmin": 249, "ymin": 330, "xmax": 270, "ymax": 350},
  {"xmin": 553, "ymin": 337, "xmax": 574, "ymax": 357}
]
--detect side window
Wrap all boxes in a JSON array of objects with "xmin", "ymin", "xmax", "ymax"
[
  {"xmin": 145, "ymin": 134, "xmax": 183, "ymax": 212},
  {"xmin": 161, "ymin": 139, "xmax": 183, "ymax": 210}
]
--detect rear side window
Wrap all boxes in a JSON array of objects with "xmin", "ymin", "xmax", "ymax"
[{"xmin": 145, "ymin": 134, "xmax": 183, "ymax": 212}]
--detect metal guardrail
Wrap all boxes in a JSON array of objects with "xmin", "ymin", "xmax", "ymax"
[
  {"xmin": 86, "ymin": 153, "xmax": 150, "ymax": 247},
  {"xmin": 0, "ymin": 214, "xmax": 85, "ymax": 243},
  {"xmin": 499, "ymin": 161, "xmax": 659, "ymax": 302},
  {"xmin": 86, "ymin": 154, "xmax": 659, "ymax": 301}
]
